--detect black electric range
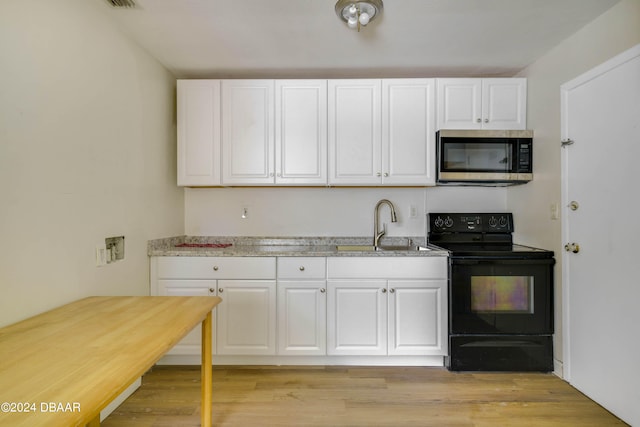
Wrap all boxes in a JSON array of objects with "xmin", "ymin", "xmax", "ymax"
[{"xmin": 428, "ymin": 213, "xmax": 555, "ymax": 372}]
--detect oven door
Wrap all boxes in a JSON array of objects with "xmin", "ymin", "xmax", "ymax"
[{"xmin": 450, "ymin": 258, "xmax": 554, "ymax": 335}]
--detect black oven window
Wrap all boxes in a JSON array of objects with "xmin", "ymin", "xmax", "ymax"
[
  {"xmin": 443, "ymin": 142, "xmax": 511, "ymax": 171},
  {"xmin": 470, "ymin": 276, "xmax": 534, "ymax": 313}
]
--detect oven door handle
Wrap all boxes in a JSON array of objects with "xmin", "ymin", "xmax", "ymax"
[{"xmin": 452, "ymin": 258, "xmax": 555, "ymax": 265}]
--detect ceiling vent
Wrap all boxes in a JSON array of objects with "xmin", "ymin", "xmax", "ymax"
[{"xmin": 106, "ymin": 0, "xmax": 136, "ymax": 8}]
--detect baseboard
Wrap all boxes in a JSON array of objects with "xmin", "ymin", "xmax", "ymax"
[
  {"xmin": 553, "ymin": 358, "xmax": 564, "ymax": 379},
  {"xmin": 156, "ymin": 354, "xmax": 446, "ymax": 367}
]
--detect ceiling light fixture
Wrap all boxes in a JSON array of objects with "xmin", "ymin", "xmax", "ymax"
[{"xmin": 335, "ymin": 0, "xmax": 383, "ymax": 32}]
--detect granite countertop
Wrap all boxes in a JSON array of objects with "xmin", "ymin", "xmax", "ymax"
[{"xmin": 148, "ymin": 236, "xmax": 449, "ymax": 257}]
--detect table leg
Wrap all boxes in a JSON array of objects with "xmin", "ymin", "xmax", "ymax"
[{"xmin": 201, "ymin": 311, "xmax": 212, "ymax": 426}]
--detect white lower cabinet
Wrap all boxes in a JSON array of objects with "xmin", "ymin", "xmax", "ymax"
[
  {"xmin": 151, "ymin": 255, "xmax": 448, "ymax": 363},
  {"xmin": 327, "ymin": 257, "xmax": 448, "ymax": 357},
  {"xmin": 277, "ymin": 257, "xmax": 327, "ymax": 355},
  {"xmin": 157, "ymin": 279, "xmax": 217, "ymax": 355},
  {"xmin": 151, "ymin": 257, "xmax": 276, "ymax": 357},
  {"xmin": 216, "ymin": 280, "xmax": 276, "ymax": 355},
  {"xmin": 387, "ymin": 280, "xmax": 446, "ymax": 356},
  {"xmin": 327, "ymin": 280, "xmax": 388, "ymax": 355}
]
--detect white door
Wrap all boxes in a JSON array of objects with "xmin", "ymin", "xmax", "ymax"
[
  {"xmin": 277, "ymin": 281, "xmax": 327, "ymax": 355},
  {"xmin": 157, "ymin": 280, "xmax": 217, "ymax": 355},
  {"xmin": 388, "ymin": 280, "xmax": 447, "ymax": 356},
  {"xmin": 275, "ymin": 80, "xmax": 327, "ymax": 185},
  {"xmin": 436, "ymin": 78, "xmax": 482, "ymax": 130},
  {"xmin": 221, "ymin": 80, "xmax": 275, "ymax": 185},
  {"xmin": 382, "ymin": 79, "xmax": 436, "ymax": 185},
  {"xmin": 561, "ymin": 44, "xmax": 640, "ymax": 426},
  {"xmin": 328, "ymin": 80, "xmax": 382, "ymax": 185},
  {"xmin": 216, "ymin": 280, "xmax": 277, "ymax": 355},
  {"xmin": 482, "ymin": 78, "xmax": 527, "ymax": 130},
  {"xmin": 327, "ymin": 280, "xmax": 387, "ymax": 355},
  {"xmin": 177, "ymin": 80, "xmax": 221, "ymax": 186}
]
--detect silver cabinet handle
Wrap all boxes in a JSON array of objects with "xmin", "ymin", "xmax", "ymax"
[
  {"xmin": 320, "ymin": 288, "xmax": 326, "ymax": 293},
  {"xmin": 484, "ymin": 118, "xmax": 489, "ymax": 123},
  {"xmin": 209, "ymin": 288, "xmax": 215, "ymax": 293},
  {"xmin": 389, "ymin": 288, "xmax": 395, "ymax": 293},
  {"xmin": 381, "ymin": 288, "xmax": 387, "ymax": 293},
  {"xmin": 476, "ymin": 118, "xmax": 481, "ymax": 123},
  {"xmin": 299, "ymin": 266, "xmax": 305, "ymax": 271},
  {"xmin": 213, "ymin": 266, "xmax": 219, "ymax": 271},
  {"xmin": 383, "ymin": 173, "xmax": 389, "ymax": 177},
  {"xmin": 218, "ymin": 288, "xmax": 224, "ymax": 293}
]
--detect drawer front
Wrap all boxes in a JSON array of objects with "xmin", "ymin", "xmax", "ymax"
[
  {"xmin": 327, "ymin": 256, "xmax": 448, "ymax": 279},
  {"xmin": 155, "ymin": 257, "xmax": 276, "ymax": 279},
  {"xmin": 278, "ymin": 257, "xmax": 326, "ymax": 279}
]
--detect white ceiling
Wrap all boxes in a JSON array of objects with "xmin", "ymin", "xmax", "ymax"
[{"xmin": 100, "ymin": 0, "xmax": 620, "ymax": 79}]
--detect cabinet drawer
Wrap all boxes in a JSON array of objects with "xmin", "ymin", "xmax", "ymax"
[
  {"xmin": 327, "ymin": 257, "xmax": 447, "ymax": 279},
  {"xmin": 278, "ymin": 257, "xmax": 326, "ymax": 279},
  {"xmin": 155, "ymin": 257, "xmax": 276, "ymax": 279}
]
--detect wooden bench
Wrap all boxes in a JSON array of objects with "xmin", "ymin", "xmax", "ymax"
[{"xmin": 0, "ymin": 296, "xmax": 221, "ymax": 426}]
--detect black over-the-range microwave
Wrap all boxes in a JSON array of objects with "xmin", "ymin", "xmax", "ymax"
[{"xmin": 436, "ymin": 129, "xmax": 533, "ymax": 186}]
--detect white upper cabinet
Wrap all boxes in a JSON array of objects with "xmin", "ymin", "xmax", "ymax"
[
  {"xmin": 329, "ymin": 79, "xmax": 435, "ymax": 186},
  {"xmin": 382, "ymin": 79, "xmax": 436, "ymax": 186},
  {"xmin": 177, "ymin": 80, "xmax": 221, "ymax": 186},
  {"xmin": 275, "ymin": 80, "xmax": 328, "ymax": 185},
  {"xmin": 328, "ymin": 79, "xmax": 382, "ymax": 185},
  {"xmin": 221, "ymin": 80, "xmax": 327, "ymax": 186},
  {"xmin": 221, "ymin": 80, "xmax": 275, "ymax": 185},
  {"xmin": 437, "ymin": 78, "xmax": 526, "ymax": 130}
]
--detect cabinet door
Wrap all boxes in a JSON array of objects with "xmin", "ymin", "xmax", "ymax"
[
  {"xmin": 275, "ymin": 80, "xmax": 327, "ymax": 185},
  {"xmin": 216, "ymin": 280, "xmax": 276, "ymax": 355},
  {"xmin": 177, "ymin": 80, "xmax": 221, "ymax": 186},
  {"xmin": 382, "ymin": 79, "xmax": 436, "ymax": 185},
  {"xmin": 277, "ymin": 281, "xmax": 327, "ymax": 355},
  {"xmin": 437, "ymin": 78, "xmax": 482, "ymax": 130},
  {"xmin": 482, "ymin": 78, "xmax": 527, "ymax": 130},
  {"xmin": 157, "ymin": 280, "xmax": 218, "ymax": 355},
  {"xmin": 387, "ymin": 280, "xmax": 448, "ymax": 356},
  {"xmin": 328, "ymin": 80, "xmax": 382, "ymax": 185},
  {"xmin": 221, "ymin": 80, "xmax": 275, "ymax": 185},
  {"xmin": 327, "ymin": 280, "xmax": 387, "ymax": 355}
]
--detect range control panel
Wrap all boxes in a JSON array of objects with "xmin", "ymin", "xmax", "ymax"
[{"xmin": 428, "ymin": 213, "xmax": 513, "ymax": 233}]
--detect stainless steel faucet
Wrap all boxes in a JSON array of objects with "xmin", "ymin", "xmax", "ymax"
[{"xmin": 373, "ymin": 199, "xmax": 397, "ymax": 248}]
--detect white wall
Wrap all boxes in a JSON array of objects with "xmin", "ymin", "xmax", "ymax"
[
  {"xmin": 0, "ymin": 0, "xmax": 183, "ymax": 327},
  {"xmin": 185, "ymin": 186, "xmax": 507, "ymax": 238},
  {"xmin": 508, "ymin": 0, "xmax": 640, "ymax": 369}
]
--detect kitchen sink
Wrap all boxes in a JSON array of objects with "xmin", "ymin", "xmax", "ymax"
[
  {"xmin": 335, "ymin": 245, "xmax": 377, "ymax": 252},
  {"xmin": 335, "ymin": 245, "xmax": 430, "ymax": 252}
]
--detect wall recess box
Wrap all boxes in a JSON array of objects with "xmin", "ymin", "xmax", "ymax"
[{"xmin": 105, "ymin": 236, "xmax": 125, "ymax": 263}]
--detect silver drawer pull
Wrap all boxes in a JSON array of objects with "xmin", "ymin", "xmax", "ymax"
[
  {"xmin": 320, "ymin": 288, "xmax": 326, "ymax": 293},
  {"xmin": 213, "ymin": 266, "xmax": 219, "ymax": 271},
  {"xmin": 299, "ymin": 266, "xmax": 305, "ymax": 271},
  {"xmin": 218, "ymin": 288, "xmax": 223, "ymax": 293}
]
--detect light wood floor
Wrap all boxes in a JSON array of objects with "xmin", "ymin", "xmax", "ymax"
[{"xmin": 103, "ymin": 366, "xmax": 627, "ymax": 426}]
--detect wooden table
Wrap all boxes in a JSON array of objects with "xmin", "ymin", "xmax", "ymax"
[{"xmin": 0, "ymin": 296, "xmax": 222, "ymax": 427}]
